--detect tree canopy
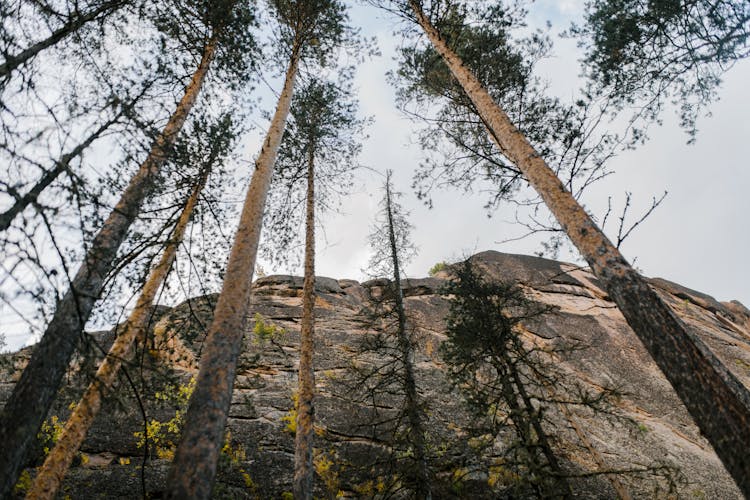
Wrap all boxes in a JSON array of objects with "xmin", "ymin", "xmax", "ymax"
[{"xmin": 1, "ymin": 0, "xmax": 749, "ymax": 496}]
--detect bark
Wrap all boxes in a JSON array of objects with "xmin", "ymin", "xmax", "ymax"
[
  {"xmin": 165, "ymin": 48, "xmax": 301, "ymax": 499},
  {"xmin": 495, "ymin": 365, "xmax": 548, "ymax": 497},
  {"xmin": 0, "ymin": 111, "xmax": 124, "ymax": 232},
  {"xmin": 293, "ymin": 145, "xmax": 316, "ymax": 500},
  {"xmin": 0, "ymin": 0, "xmax": 127, "ymax": 81},
  {"xmin": 0, "ymin": 36, "xmax": 217, "ymax": 497},
  {"xmin": 506, "ymin": 361, "xmax": 571, "ymax": 498},
  {"xmin": 408, "ymin": 1, "xmax": 750, "ymax": 495},
  {"xmin": 384, "ymin": 173, "xmax": 431, "ymax": 500},
  {"xmin": 25, "ymin": 162, "xmax": 212, "ymax": 500}
]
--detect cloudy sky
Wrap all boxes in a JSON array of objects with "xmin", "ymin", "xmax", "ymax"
[
  {"xmin": 3, "ymin": 1, "xmax": 748, "ymax": 351},
  {"xmin": 290, "ymin": 0, "xmax": 750, "ymax": 310}
]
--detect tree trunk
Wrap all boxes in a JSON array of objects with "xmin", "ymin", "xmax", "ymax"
[
  {"xmin": 0, "ymin": 111, "xmax": 124, "ymax": 232},
  {"xmin": 25, "ymin": 161, "xmax": 212, "ymax": 500},
  {"xmin": 293, "ymin": 145, "xmax": 317, "ymax": 500},
  {"xmin": 494, "ymin": 364, "xmax": 548, "ymax": 497},
  {"xmin": 506, "ymin": 360, "xmax": 571, "ymax": 498},
  {"xmin": 0, "ymin": 36, "xmax": 217, "ymax": 498},
  {"xmin": 384, "ymin": 172, "xmax": 431, "ymax": 500},
  {"xmin": 0, "ymin": 0, "xmax": 127, "ymax": 81},
  {"xmin": 408, "ymin": 1, "xmax": 750, "ymax": 495},
  {"xmin": 165, "ymin": 47, "xmax": 301, "ymax": 499}
]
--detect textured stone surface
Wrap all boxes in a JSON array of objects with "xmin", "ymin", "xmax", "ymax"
[{"xmin": 2, "ymin": 251, "xmax": 749, "ymax": 498}]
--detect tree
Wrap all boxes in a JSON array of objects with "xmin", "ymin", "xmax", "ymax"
[
  {"xmin": 0, "ymin": 0, "xmax": 133, "ymax": 84},
  {"xmin": 24, "ymin": 114, "xmax": 236, "ymax": 500},
  {"xmin": 394, "ymin": 2, "xmax": 625, "ymax": 254},
  {"xmin": 295, "ymin": 117, "xmax": 319, "ymax": 500},
  {"xmin": 441, "ymin": 259, "xmax": 574, "ymax": 498},
  {"xmin": 441, "ymin": 258, "xmax": 682, "ymax": 498},
  {"xmin": 262, "ymin": 78, "xmax": 366, "ymax": 498},
  {"xmin": 165, "ymin": 1, "xmax": 359, "ymax": 496},
  {"xmin": 342, "ymin": 171, "xmax": 431, "ymax": 498},
  {"xmin": 0, "ymin": 2, "xmax": 255, "ymax": 494},
  {"xmin": 379, "ymin": 171, "xmax": 431, "ymax": 499},
  {"xmin": 574, "ymin": 0, "xmax": 750, "ymax": 137},
  {"xmin": 374, "ymin": 0, "xmax": 750, "ymax": 494},
  {"xmin": 0, "ymin": 83, "xmax": 150, "ymax": 232}
]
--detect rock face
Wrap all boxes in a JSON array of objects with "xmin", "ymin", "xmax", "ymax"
[{"xmin": 2, "ymin": 251, "xmax": 750, "ymax": 498}]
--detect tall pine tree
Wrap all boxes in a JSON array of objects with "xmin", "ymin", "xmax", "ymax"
[
  {"xmin": 165, "ymin": 1, "xmax": 362, "ymax": 496},
  {"xmin": 25, "ymin": 114, "xmax": 237, "ymax": 500},
  {"xmin": 0, "ymin": 2, "xmax": 255, "ymax": 494},
  {"xmin": 373, "ymin": 0, "xmax": 750, "ymax": 493}
]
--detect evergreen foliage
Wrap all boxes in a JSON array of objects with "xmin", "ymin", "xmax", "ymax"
[
  {"xmin": 0, "ymin": 0, "xmax": 748, "ymax": 496},
  {"xmin": 574, "ymin": 0, "xmax": 750, "ymax": 136},
  {"xmin": 441, "ymin": 259, "xmax": 572, "ymax": 497},
  {"xmin": 441, "ymin": 258, "xmax": 679, "ymax": 497},
  {"xmin": 343, "ymin": 173, "xmax": 432, "ymax": 498},
  {"xmin": 263, "ymin": 76, "xmax": 366, "ymax": 269}
]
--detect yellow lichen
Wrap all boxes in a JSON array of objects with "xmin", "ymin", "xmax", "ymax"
[
  {"xmin": 488, "ymin": 462, "xmax": 521, "ymax": 488},
  {"xmin": 221, "ymin": 430, "xmax": 246, "ymax": 464},
  {"xmin": 253, "ymin": 314, "xmax": 286, "ymax": 345}
]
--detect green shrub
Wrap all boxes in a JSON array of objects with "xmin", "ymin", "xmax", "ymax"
[
  {"xmin": 134, "ymin": 377, "xmax": 195, "ymax": 459},
  {"xmin": 252, "ymin": 314, "xmax": 286, "ymax": 344},
  {"xmin": 428, "ymin": 261, "xmax": 448, "ymax": 276}
]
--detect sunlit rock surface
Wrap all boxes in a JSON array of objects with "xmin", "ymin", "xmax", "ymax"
[{"xmin": 2, "ymin": 251, "xmax": 749, "ymax": 498}]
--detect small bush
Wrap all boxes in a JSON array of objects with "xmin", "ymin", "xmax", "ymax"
[
  {"xmin": 134, "ymin": 377, "xmax": 196, "ymax": 459},
  {"xmin": 281, "ymin": 393, "xmax": 298, "ymax": 434},
  {"xmin": 38, "ymin": 415, "xmax": 65, "ymax": 456},
  {"xmin": 428, "ymin": 261, "xmax": 448, "ymax": 276},
  {"xmin": 252, "ymin": 314, "xmax": 286, "ymax": 344}
]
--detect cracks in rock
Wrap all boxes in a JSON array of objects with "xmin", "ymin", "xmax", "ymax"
[{"xmin": 321, "ymin": 427, "xmax": 395, "ymax": 448}]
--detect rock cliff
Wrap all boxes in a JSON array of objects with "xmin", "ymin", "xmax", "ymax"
[{"xmin": 2, "ymin": 251, "xmax": 749, "ymax": 498}]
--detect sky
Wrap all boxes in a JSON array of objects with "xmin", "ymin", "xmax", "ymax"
[
  {"xmin": 2, "ymin": 1, "xmax": 748, "ymax": 351},
  {"xmin": 287, "ymin": 0, "xmax": 750, "ymax": 308}
]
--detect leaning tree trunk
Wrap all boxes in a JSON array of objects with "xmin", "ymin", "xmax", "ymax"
[
  {"xmin": 293, "ymin": 145, "xmax": 317, "ymax": 500},
  {"xmin": 384, "ymin": 172, "xmax": 431, "ymax": 500},
  {"xmin": 165, "ymin": 47, "xmax": 301, "ymax": 499},
  {"xmin": 0, "ymin": 109, "xmax": 126, "ymax": 232},
  {"xmin": 408, "ymin": 0, "xmax": 750, "ymax": 495},
  {"xmin": 0, "ymin": 0, "xmax": 127, "ymax": 81},
  {"xmin": 25, "ymin": 161, "xmax": 213, "ymax": 500},
  {"xmin": 0, "ymin": 35, "xmax": 218, "ymax": 498}
]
